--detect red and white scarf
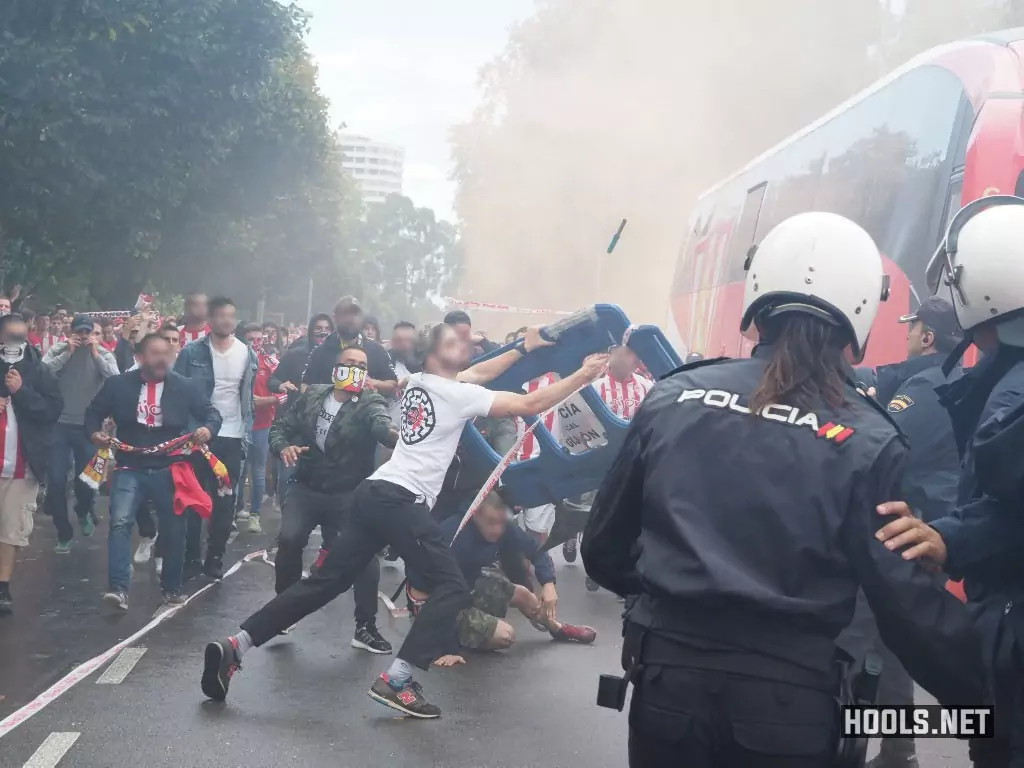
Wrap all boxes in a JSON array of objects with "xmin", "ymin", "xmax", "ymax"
[{"xmin": 0, "ymin": 400, "xmax": 26, "ymax": 479}]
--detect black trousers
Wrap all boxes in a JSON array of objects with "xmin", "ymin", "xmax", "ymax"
[
  {"xmin": 627, "ymin": 632, "xmax": 836, "ymax": 768},
  {"xmin": 969, "ymin": 605, "xmax": 1024, "ymax": 768},
  {"xmin": 241, "ymin": 479, "xmax": 471, "ymax": 670},
  {"xmin": 274, "ymin": 482, "xmax": 380, "ymax": 625},
  {"xmin": 188, "ymin": 436, "xmax": 244, "ymax": 564}
]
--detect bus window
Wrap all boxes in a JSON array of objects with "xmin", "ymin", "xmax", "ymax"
[
  {"xmin": 726, "ymin": 183, "xmax": 767, "ymax": 284},
  {"xmin": 943, "ymin": 177, "xmax": 963, "ymax": 233}
]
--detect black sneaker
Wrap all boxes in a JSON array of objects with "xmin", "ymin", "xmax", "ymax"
[
  {"xmin": 203, "ymin": 557, "xmax": 224, "ymax": 580},
  {"xmin": 368, "ymin": 675, "xmax": 441, "ymax": 719},
  {"xmin": 201, "ymin": 639, "xmax": 241, "ymax": 701},
  {"xmin": 0, "ymin": 591, "xmax": 11, "ymax": 616},
  {"xmin": 351, "ymin": 622, "xmax": 393, "ymax": 654},
  {"xmin": 562, "ymin": 536, "xmax": 578, "ymax": 563},
  {"xmin": 162, "ymin": 590, "xmax": 186, "ymax": 607},
  {"xmin": 102, "ymin": 590, "xmax": 129, "ymax": 611}
]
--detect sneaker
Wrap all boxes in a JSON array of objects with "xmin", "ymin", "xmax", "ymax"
[
  {"xmin": 134, "ymin": 537, "xmax": 156, "ymax": 564},
  {"xmin": 551, "ymin": 623, "xmax": 598, "ymax": 645},
  {"xmin": 103, "ymin": 590, "xmax": 129, "ymax": 611},
  {"xmin": 201, "ymin": 639, "xmax": 241, "ymax": 701},
  {"xmin": 0, "ymin": 591, "xmax": 11, "ymax": 616},
  {"xmin": 585, "ymin": 577, "xmax": 600, "ymax": 592},
  {"xmin": 368, "ymin": 675, "xmax": 441, "ymax": 719},
  {"xmin": 80, "ymin": 515, "xmax": 95, "ymax": 537},
  {"xmin": 162, "ymin": 590, "xmax": 186, "ymax": 607},
  {"xmin": 352, "ymin": 622, "xmax": 393, "ymax": 654},
  {"xmin": 563, "ymin": 536, "xmax": 578, "ymax": 563},
  {"xmin": 54, "ymin": 540, "xmax": 73, "ymax": 555},
  {"xmin": 155, "ymin": 557, "xmax": 163, "ymax": 575},
  {"xmin": 236, "ymin": 508, "xmax": 250, "ymax": 521},
  {"xmin": 247, "ymin": 516, "xmax": 262, "ymax": 534},
  {"xmin": 203, "ymin": 558, "xmax": 224, "ymax": 580}
]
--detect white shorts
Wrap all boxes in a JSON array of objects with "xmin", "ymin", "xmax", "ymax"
[
  {"xmin": 517, "ymin": 503, "xmax": 556, "ymax": 536},
  {"xmin": 0, "ymin": 476, "xmax": 40, "ymax": 548}
]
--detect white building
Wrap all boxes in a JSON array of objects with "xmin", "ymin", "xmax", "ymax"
[{"xmin": 340, "ymin": 134, "xmax": 405, "ymax": 204}]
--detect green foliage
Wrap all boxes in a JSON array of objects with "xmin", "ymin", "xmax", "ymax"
[
  {"xmin": 0, "ymin": 0, "xmax": 355, "ymax": 315},
  {"xmin": 349, "ymin": 194, "xmax": 463, "ymax": 330}
]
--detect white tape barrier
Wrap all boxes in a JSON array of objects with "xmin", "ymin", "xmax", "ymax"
[{"xmin": 0, "ymin": 549, "xmax": 269, "ymax": 740}]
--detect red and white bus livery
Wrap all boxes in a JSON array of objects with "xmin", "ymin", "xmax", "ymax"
[{"xmin": 668, "ymin": 30, "xmax": 1024, "ymax": 370}]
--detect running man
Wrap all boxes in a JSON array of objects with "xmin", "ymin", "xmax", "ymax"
[{"xmin": 201, "ymin": 323, "xmax": 607, "ymax": 718}]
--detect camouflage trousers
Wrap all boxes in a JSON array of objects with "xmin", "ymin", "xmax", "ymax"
[{"xmin": 455, "ymin": 568, "xmax": 517, "ymax": 649}]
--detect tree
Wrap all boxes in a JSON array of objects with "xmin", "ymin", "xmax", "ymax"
[
  {"xmin": 0, "ymin": 0, "xmax": 354, "ymax": 315},
  {"xmin": 450, "ymin": 0, "xmax": 886, "ymax": 324},
  {"xmin": 349, "ymin": 194, "xmax": 463, "ymax": 330}
]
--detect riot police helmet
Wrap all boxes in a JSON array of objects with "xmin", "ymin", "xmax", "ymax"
[
  {"xmin": 740, "ymin": 212, "xmax": 888, "ymax": 362},
  {"xmin": 926, "ymin": 196, "xmax": 1024, "ymax": 347}
]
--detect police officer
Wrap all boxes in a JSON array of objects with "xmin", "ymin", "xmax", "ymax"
[
  {"xmin": 842, "ymin": 296, "xmax": 964, "ymax": 768},
  {"xmin": 876, "ymin": 197, "xmax": 1024, "ymax": 768},
  {"xmin": 582, "ymin": 211, "xmax": 986, "ymax": 767}
]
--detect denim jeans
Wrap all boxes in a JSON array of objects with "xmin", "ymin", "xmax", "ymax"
[
  {"xmin": 108, "ymin": 466, "xmax": 185, "ymax": 593},
  {"xmin": 45, "ymin": 423, "xmax": 97, "ymax": 542},
  {"xmin": 237, "ymin": 428, "xmax": 270, "ymax": 517}
]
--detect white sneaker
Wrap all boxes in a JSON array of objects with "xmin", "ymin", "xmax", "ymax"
[
  {"xmin": 134, "ymin": 537, "xmax": 156, "ymax": 564},
  {"xmin": 155, "ymin": 557, "xmax": 163, "ymax": 575},
  {"xmin": 236, "ymin": 509, "xmax": 250, "ymax": 521},
  {"xmin": 247, "ymin": 516, "xmax": 262, "ymax": 534}
]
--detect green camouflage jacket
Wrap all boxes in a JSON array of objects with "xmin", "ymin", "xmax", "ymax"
[{"xmin": 269, "ymin": 384, "xmax": 394, "ymax": 494}]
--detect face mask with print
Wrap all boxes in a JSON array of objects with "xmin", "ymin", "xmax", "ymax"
[
  {"xmin": 313, "ymin": 328, "xmax": 331, "ymax": 346},
  {"xmin": 1, "ymin": 340, "xmax": 26, "ymax": 364},
  {"xmin": 332, "ymin": 364, "xmax": 367, "ymax": 393}
]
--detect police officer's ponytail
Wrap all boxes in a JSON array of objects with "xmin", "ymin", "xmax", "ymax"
[{"xmin": 749, "ymin": 314, "xmax": 848, "ymax": 415}]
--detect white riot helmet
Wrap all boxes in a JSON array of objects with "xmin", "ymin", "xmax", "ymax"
[
  {"xmin": 740, "ymin": 212, "xmax": 889, "ymax": 361},
  {"xmin": 926, "ymin": 196, "xmax": 1024, "ymax": 347}
]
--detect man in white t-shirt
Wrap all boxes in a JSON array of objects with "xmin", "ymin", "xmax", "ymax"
[
  {"xmin": 203, "ymin": 323, "xmax": 608, "ymax": 719},
  {"xmin": 174, "ymin": 297, "xmax": 256, "ymax": 580}
]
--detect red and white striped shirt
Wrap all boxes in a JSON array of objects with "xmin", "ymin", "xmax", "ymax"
[
  {"xmin": 516, "ymin": 373, "xmax": 560, "ymax": 461},
  {"xmin": 29, "ymin": 333, "xmax": 59, "ymax": 354},
  {"xmin": 178, "ymin": 324, "xmax": 210, "ymax": 346},
  {"xmin": 0, "ymin": 401, "xmax": 27, "ymax": 479},
  {"xmin": 595, "ymin": 372, "xmax": 652, "ymax": 421},
  {"xmin": 137, "ymin": 379, "xmax": 165, "ymax": 427}
]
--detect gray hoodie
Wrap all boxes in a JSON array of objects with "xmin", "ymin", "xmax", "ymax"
[{"xmin": 43, "ymin": 341, "xmax": 119, "ymax": 426}]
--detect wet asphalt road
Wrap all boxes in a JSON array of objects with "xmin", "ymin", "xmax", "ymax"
[{"xmin": 1, "ymin": 501, "xmax": 971, "ymax": 767}]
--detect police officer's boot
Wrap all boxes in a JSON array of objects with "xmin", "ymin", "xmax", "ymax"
[{"xmin": 867, "ymin": 738, "xmax": 918, "ymax": 768}]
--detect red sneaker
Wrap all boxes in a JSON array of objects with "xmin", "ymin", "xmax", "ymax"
[{"xmin": 551, "ymin": 623, "xmax": 597, "ymax": 645}]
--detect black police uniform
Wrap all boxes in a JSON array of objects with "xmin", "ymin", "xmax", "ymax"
[
  {"xmin": 929, "ymin": 346, "xmax": 1024, "ymax": 767},
  {"xmin": 582, "ymin": 348, "xmax": 987, "ymax": 768},
  {"xmin": 839, "ymin": 352, "xmax": 961, "ymax": 765}
]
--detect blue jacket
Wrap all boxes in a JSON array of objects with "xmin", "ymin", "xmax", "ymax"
[
  {"xmin": 931, "ymin": 348, "xmax": 1024, "ymax": 596},
  {"xmin": 84, "ymin": 370, "xmax": 222, "ymax": 470},
  {"xmin": 874, "ymin": 355, "xmax": 960, "ymax": 523},
  {"xmin": 174, "ymin": 336, "xmax": 257, "ymax": 446},
  {"xmin": 406, "ymin": 515, "xmax": 556, "ymax": 591}
]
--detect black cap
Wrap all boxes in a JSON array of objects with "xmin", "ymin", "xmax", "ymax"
[
  {"xmin": 899, "ymin": 296, "xmax": 963, "ymax": 343},
  {"xmin": 70, "ymin": 314, "xmax": 95, "ymax": 333}
]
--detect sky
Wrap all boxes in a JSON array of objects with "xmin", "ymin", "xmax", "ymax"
[{"xmin": 298, "ymin": 0, "xmax": 535, "ymax": 222}]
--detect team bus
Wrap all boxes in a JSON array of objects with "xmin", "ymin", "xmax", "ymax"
[{"xmin": 667, "ymin": 29, "xmax": 1024, "ymax": 368}]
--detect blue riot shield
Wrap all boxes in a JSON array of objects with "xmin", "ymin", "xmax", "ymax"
[{"xmin": 460, "ymin": 304, "xmax": 681, "ymax": 509}]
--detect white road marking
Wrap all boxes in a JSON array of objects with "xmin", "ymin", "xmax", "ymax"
[
  {"xmin": 95, "ymin": 647, "xmax": 147, "ymax": 685},
  {"xmin": 23, "ymin": 732, "xmax": 80, "ymax": 768}
]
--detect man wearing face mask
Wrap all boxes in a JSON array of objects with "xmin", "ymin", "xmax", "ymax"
[
  {"xmin": 0, "ymin": 314, "xmax": 63, "ymax": 615},
  {"xmin": 269, "ymin": 343, "xmax": 397, "ymax": 653},
  {"xmin": 42, "ymin": 314, "xmax": 119, "ymax": 553},
  {"xmin": 271, "ymin": 313, "xmax": 333, "ymax": 407},
  {"xmin": 86, "ymin": 333, "xmax": 222, "ymax": 609},
  {"xmin": 302, "ymin": 297, "xmax": 398, "ymax": 397}
]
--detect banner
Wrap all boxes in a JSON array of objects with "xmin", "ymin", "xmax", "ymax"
[{"xmin": 442, "ymin": 297, "xmax": 575, "ymax": 316}]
